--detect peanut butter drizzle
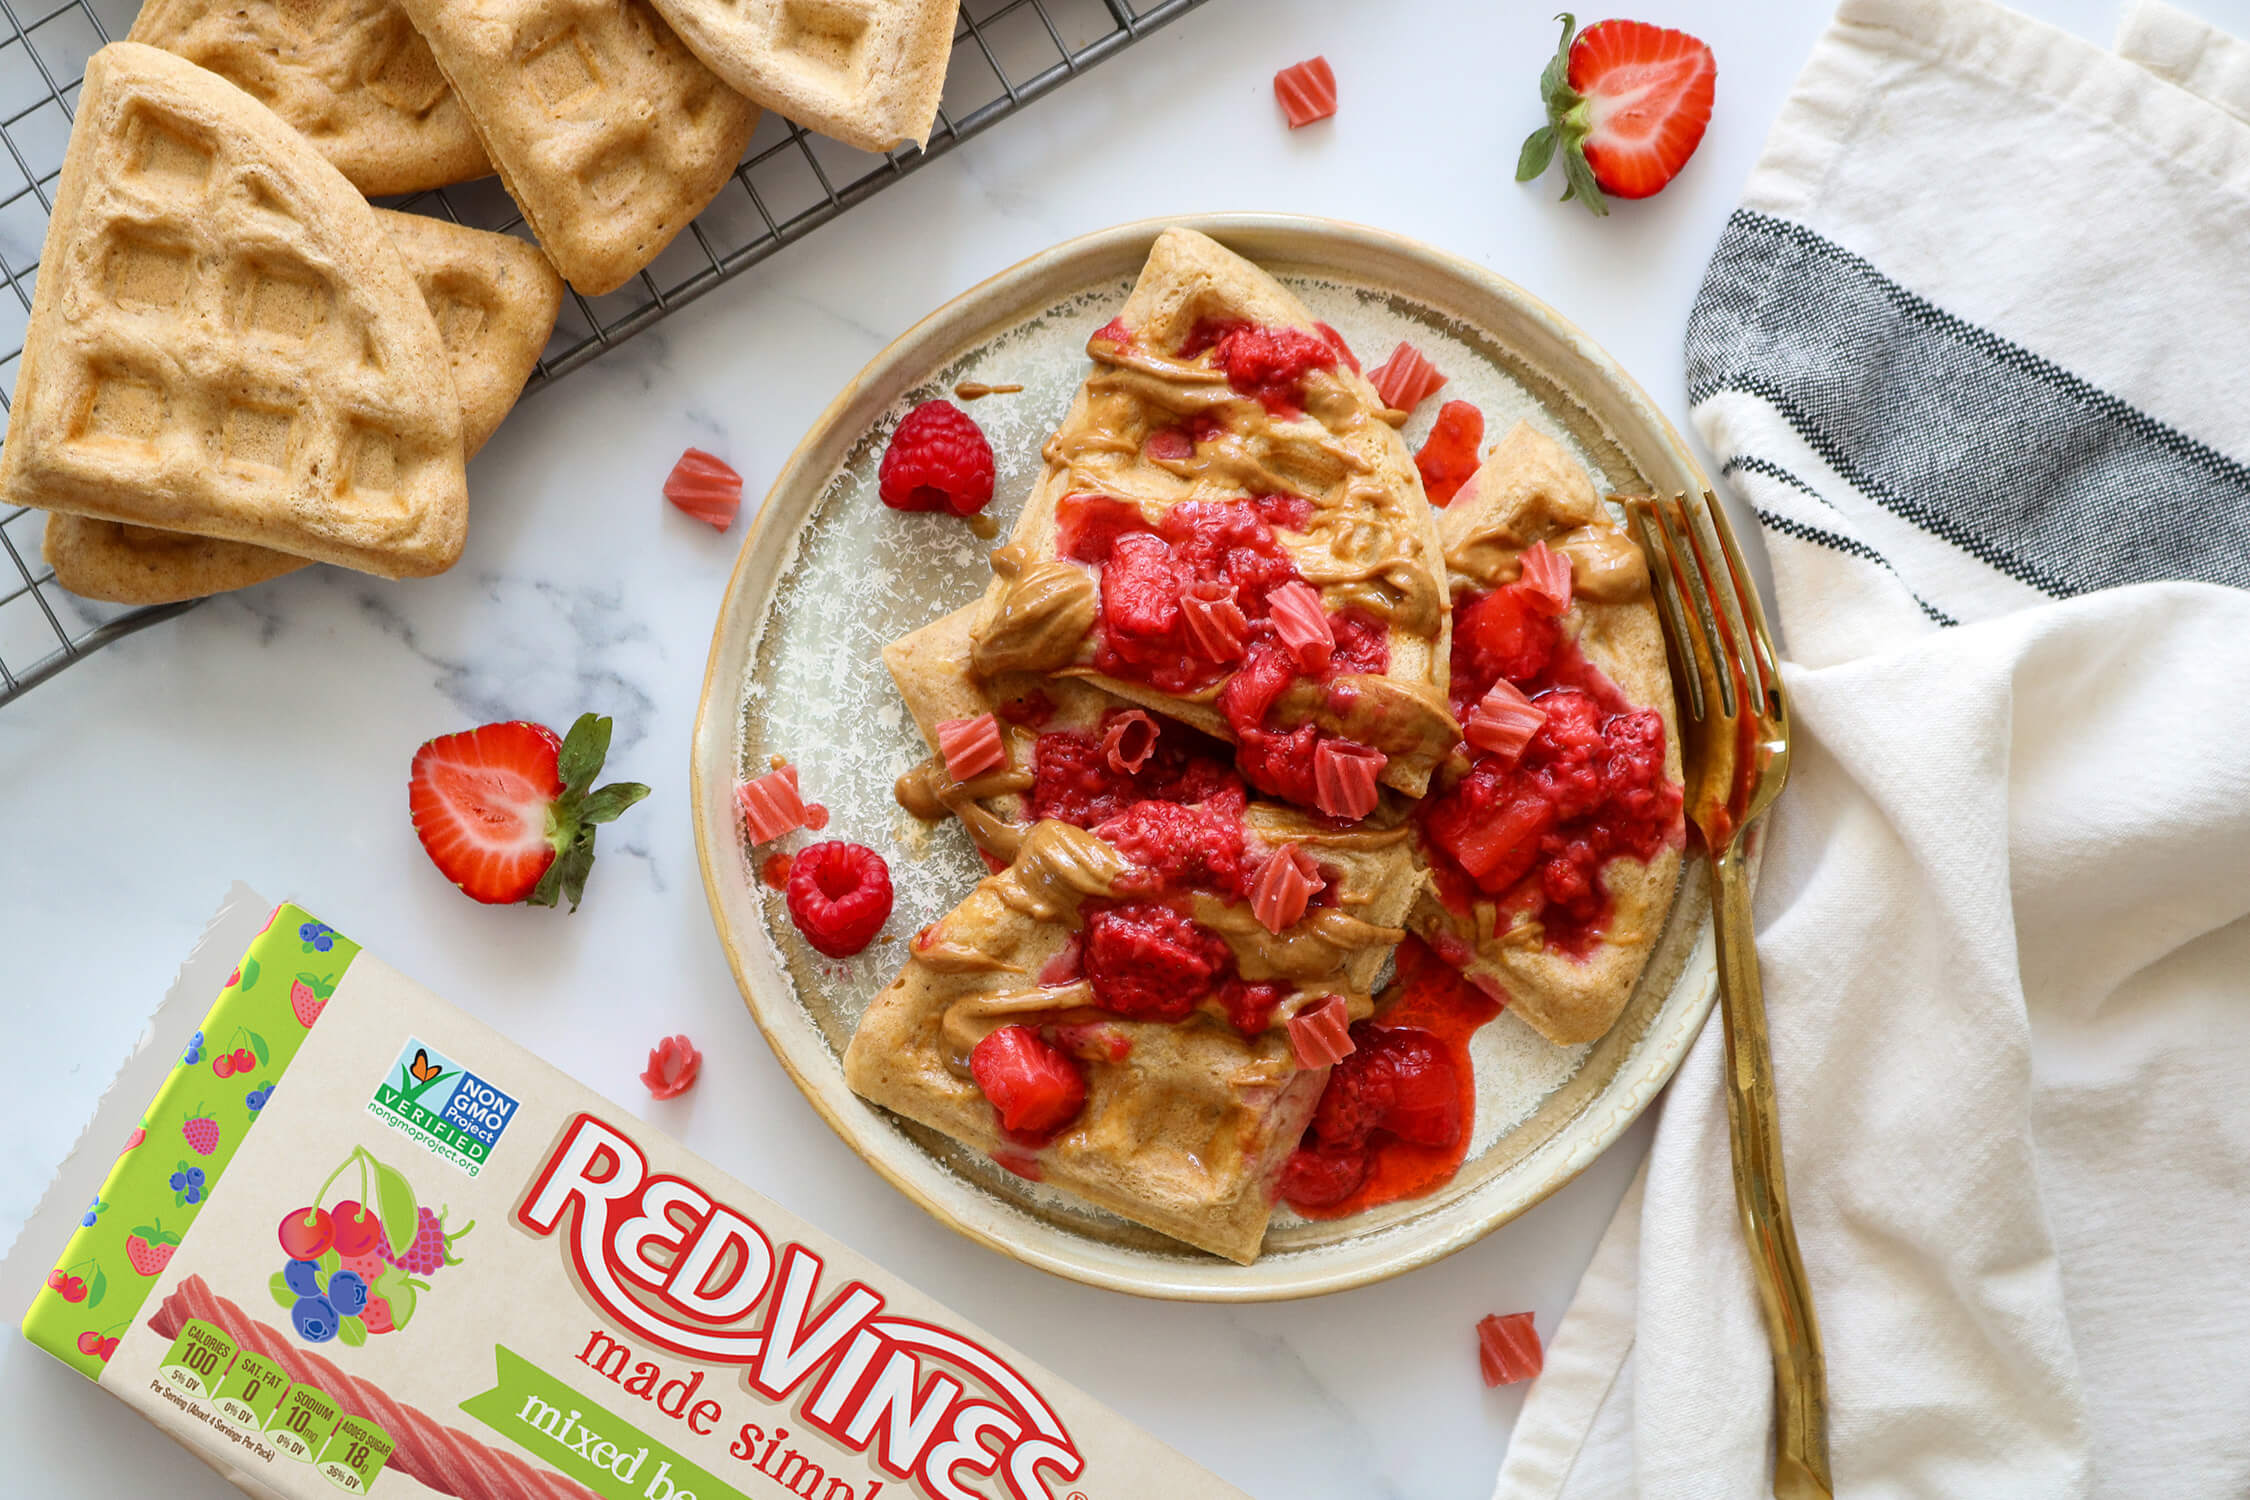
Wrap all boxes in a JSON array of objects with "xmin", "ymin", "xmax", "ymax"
[
  {"xmin": 989, "ymin": 820, "xmax": 1125, "ymax": 923},
  {"xmin": 894, "ymin": 755, "xmax": 1034, "ymax": 863},
  {"xmin": 1271, "ymin": 671, "xmax": 1459, "ymax": 762},
  {"xmin": 971, "ymin": 547, "xmax": 1099, "ymax": 677},
  {"xmin": 1445, "ymin": 511, "xmax": 1651, "ymax": 605},
  {"xmin": 1192, "ymin": 896, "xmax": 1405, "ymax": 984},
  {"xmin": 941, "ymin": 980, "xmax": 1096, "ymax": 1062},
  {"xmin": 954, "ymin": 381, "xmax": 1023, "ymax": 400}
]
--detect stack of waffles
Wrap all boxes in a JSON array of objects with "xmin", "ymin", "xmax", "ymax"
[
  {"xmin": 846, "ymin": 229, "xmax": 1688, "ymax": 1263},
  {"xmin": 8, "ymin": 0, "xmax": 969, "ymax": 603}
]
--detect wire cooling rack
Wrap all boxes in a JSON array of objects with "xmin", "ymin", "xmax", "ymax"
[{"xmin": 0, "ymin": 0, "xmax": 1213, "ymax": 707}]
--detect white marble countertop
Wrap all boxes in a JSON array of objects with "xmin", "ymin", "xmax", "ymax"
[{"xmin": 5, "ymin": 0, "xmax": 2230, "ymax": 1494}]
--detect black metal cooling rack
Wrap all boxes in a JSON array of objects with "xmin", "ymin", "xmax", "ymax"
[{"xmin": 0, "ymin": 0, "xmax": 1213, "ymax": 706}]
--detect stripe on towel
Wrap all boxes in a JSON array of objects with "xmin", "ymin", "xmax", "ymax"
[{"xmin": 1687, "ymin": 210, "xmax": 2250, "ymax": 598}]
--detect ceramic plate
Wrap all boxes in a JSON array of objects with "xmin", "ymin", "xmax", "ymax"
[{"xmin": 691, "ymin": 214, "xmax": 1717, "ymax": 1301}]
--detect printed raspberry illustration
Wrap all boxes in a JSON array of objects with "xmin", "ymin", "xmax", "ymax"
[
  {"xmin": 785, "ymin": 841, "xmax": 894, "ymax": 958},
  {"xmin": 379, "ymin": 1206, "xmax": 472, "ymax": 1277},
  {"xmin": 181, "ymin": 1110, "xmax": 220, "ymax": 1157},
  {"xmin": 877, "ymin": 400, "xmax": 995, "ymax": 516}
]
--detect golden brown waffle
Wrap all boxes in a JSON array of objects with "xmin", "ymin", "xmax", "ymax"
[
  {"xmin": 967, "ymin": 227, "xmax": 1458, "ymax": 803},
  {"xmin": 645, "ymin": 0, "xmax": 957, "ymax": 152},
  {"xmin": 129, "ymin": 0, "xmax": 491, "ymax": 195},
  {"xmin": 43, "ymin": 210, "xmax": 564, "ymax": 605},
  {"xmin": 845, "ymin": 821, "xmax": 1401, "ymax": 1263},
  {"xmin": 395, "ymin": 0, "xmax": 758, "ymax": 296},
  {"xmin": 0, "ymin": 44, "xmax": 469, "ymax": 578},
  {"xmin": 1409, "ymin": 422, "xmax": 1685, "ymax": 1045}
]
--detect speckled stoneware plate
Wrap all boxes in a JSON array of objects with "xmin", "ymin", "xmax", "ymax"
[{"xmin": 691, "ymin": 214, "xmax": 1718, "ymax": 1301}]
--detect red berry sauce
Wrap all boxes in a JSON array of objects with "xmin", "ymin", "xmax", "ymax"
[
  {"xmin": 1055, "ymin": 492, "xmax": 1390, "ymax": 811},
  {"xmin": 1415, "ymin": 400, "xmax": 1485, "ymax": 506},
  {"xmin": 1176, "ymin": 318, "xmax": 1339, "ymax": 416},
  {"xmin": 1418, "ymin": 582, "xmax": 1682, "ymax": 956},
  {"xmin": 1280, "ymin": 936, "xmax": 1503, "ymax": 1218},
  {"xmin": 759, "ymin": 850, "xmax": 794, "ymax": 890}
]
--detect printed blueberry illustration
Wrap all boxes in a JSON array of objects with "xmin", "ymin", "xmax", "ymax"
[
  {"xmin": 81, "ymin": 1197, "xmax": 104, "ymax": 1228},
  {"xmin": 181, "ymin": 1029, "xmax": 205, "ymax": 1066}
]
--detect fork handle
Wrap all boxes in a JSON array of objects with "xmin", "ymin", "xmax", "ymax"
[{"xmin": 1711, "ymin": 841, "xmax": 1833, "ymax": 1500}]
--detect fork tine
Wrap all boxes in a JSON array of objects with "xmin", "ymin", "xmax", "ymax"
[
  {"xmin": 1626, "ymin": 497, "xmax": 1705, "ymax": 724},
  {"xmin": 1701, "ymin": 491, "xmax": 1786, "ymax": 721},
  {"xmin": 1656, "ymin": 497, "xmax": 1738, "ymax": 721}
]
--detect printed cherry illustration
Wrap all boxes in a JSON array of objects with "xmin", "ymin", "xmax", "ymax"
[
  {"xmin": 75, "ymin": 1331, "xmax": 100, "ymax": 1355},
  {"xmin": 277, "ymin": 1206, "xmax": 333, "ymax": 1260},
  {"xmin": 331, "ymin": 1201, "xmax": 382, "ymax": 1259}
]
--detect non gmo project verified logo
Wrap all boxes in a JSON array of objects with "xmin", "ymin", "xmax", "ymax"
[{"xmin": 366, "ymin": 1036, "xmax": 519, "ymax": 1178}]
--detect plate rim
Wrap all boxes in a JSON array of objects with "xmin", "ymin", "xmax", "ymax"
[{"xmin": 690, "ymin": 211, "xmax": 1718, "ymax": 1301}]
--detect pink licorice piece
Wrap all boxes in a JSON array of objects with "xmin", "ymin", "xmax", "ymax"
[
  {"xmin": 1250, "ymin": 844, "xmax": 1322, "ymax": 933},
  {"xmin": 1181, "ymin": 581, "xmax": 1249, "ymax": 661},
  {"xmin": 1287, "ymin": 994, "xmax": 1355, "ymax": 1069},
  {"xmin": 1519, "ymin": 540, "xmax": 1573, "ymax": 616},
  {"xmin": 936, "ymin": 713, "xmax": 1006, "ymax": 782},
  {"xmin": 641, "ymin": 1035, "xmax": 701, "ymax": 1100},
  {"xmin": 1102, "ymin": 710, "xmax": 1159, "ymax": 774},
  {"xmin": 1464, "ymin": 679, "xmax": 1548, "ymax": 762},
  {"xmin": 1267, "ymin": 580, "xmax": 1335, "ymax": 673},
  {"xmin": 1368, "ymin": 341, "xmax": 1446, "ymax": 414},
  {"xmin": 737, "ymin": 765, "xmax": 805, "ymax": 844},
  {"xmin": 1312, "ymin": 739, "xmax": 1385, "ymax": 820},
  {"xmin": 1477, "ymin": 1312, "xmax": 1544, "ymax": 1387}
]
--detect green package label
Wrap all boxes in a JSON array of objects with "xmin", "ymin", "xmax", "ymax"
[
  {"xmin": 460, "ymin": 1346, "xmax": 747, "ymax": 1500},
  {"xmin": 270, "ymin": 1382, "xmax": 342, "ymax": 1462},
  {"xmin": 316, "ymin": 1413, "xmax": 395, "ymax": 1494},
  {"xmin": 214, "ymin": 1348, "xmax": 291, "ymax": 1429},
  {"xmin": 20, "ymin": 904, "xmax": 360, "ymax": 1380},
  {"xmin": 158, "ymin": 1317, "xmax": 236, "ymax": 1398}
]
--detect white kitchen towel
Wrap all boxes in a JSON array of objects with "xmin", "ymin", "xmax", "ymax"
[{"xmin": 1493, "ymin": 2, "xmax": 2250, "ymax": 1496}]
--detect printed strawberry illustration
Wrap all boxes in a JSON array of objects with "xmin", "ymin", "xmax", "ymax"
[
  {"xmin": 380, "ymin": 1206, "xmax": 473, "ymax": 1276},
  {"xmin": 119, "ymin": 1126, "xmax": 144, "ymax": 1155},
  {"xmin": 361, "ymin": 1295, "xmax": 396, "ymax": 1335},
  {"xmin": 181, "ymin": 1108, "xmax": 221, "ymax": 1157},
  {"xmin": 290, "ymin": 973, "xmax": 335, "ymax": 1028},
  {"xmin": 124, "ymin": 1221, "xmax": 180, "ymax": 1276}
]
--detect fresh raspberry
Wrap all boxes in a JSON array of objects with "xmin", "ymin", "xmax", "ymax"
[
  {"xmin": 970, "ymin": 1025, "xmax": 1086, "ymax": 1141},
  {"xmin": 785, "ymin": 842, "xmax": 894, "ymax": 958},
  {"xmin": 878, "ymin": 400, "xmax": 995, "ymax": 516},
  {"xmin": 1279, "ymin": 1144, "xmax": 1370, "ymax": 1208}
]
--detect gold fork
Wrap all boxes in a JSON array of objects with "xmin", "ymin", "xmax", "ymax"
[{"xmin": 1626, "ymin": 491, "xmax": 1832, "ymax": 1500}]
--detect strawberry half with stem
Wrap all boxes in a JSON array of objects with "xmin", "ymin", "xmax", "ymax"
[
  {"xmin": 409, "ymin": 713, "xmax": 650, "ymax": 911},
  {"xmin": 1517, "ymin": 13, "xmax": 1716, "ymax": 214}
]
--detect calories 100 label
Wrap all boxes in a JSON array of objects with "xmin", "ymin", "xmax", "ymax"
[{"xmin": 160, "ymin": 1319, "xmax": 395, "ymax": 1493}]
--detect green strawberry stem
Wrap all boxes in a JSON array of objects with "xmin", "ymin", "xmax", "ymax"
[
  {"xmin": 531, "ymin": 713, "xmax": 652, "ymax": 913},
  {"xmin": 1517, "ymin": 13, "xmax": 1612, "ymax": 217}
]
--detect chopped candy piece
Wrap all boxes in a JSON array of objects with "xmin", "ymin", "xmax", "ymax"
[
  {"xmin": 1268, "ymin": 580, "xmax": 1335, "ymax": 673},
  {"xmin": 1519, "ymin": 540, "xmax": 1574, "ymax": 615},
  {"xmin": 1368, "ymin": 342, "xmax": 1447, "ymax": 415},
  {"xmin": 1181, "ymin": 579, "xmax": 1250, "ymax": 661},
  {"xmin": 1250, "ymin": 843, "xmax": 1323, "ymax": 933},
  {"xmin": 663, "ymin": 447, "xmax": 743, "ymax": 530},
  {"xmin": 1477, "ymin": 1311, "xmax": 1543, "ymax": 1387},
  {"xmin": 1313, "ymin": 739, "xmax": 1385, "ymax": 820},
  {"xmin": 640, "ymin": 1035, "xmax": 702, "ymax": 1100},
  {"xmin": 1416, "ymin": 399, "xmax": 1485, "ymax": 505},
  {"xmin": 936, "ymin": 713, "xmax": 1007, "ymax": 782},
  {"xmin": 1102, "ymin": 709, "xmax": 1160, "ymax": 775},
  {"xmin": 1287, "ymin": 994, "xmax": 1355, "ymax": 1069},
  {"xmin": 737, "ymin": 764, "xmax": 805, "ymax": 844},
  {"xmin": 1464, "ymin": 679, "xmax": 1548, "ymax": 762},
  {"xmin": 1274, "ymin": 56, "xmax": 1338, "ymax": 128}
]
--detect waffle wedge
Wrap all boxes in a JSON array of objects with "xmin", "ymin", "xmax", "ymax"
[
  {"xmin": 0, "ymin": 44, "xmax": 469, "ymax": 578},
  {"xmin": 395, "ymin": 0, "xmax": 757, "ymax": 295},
  {"xmin": 129, "ymin": 0, "xmax": 491, "ymax": 195},
  {"xmin": 44, "ymin": 210, "xmax": 564, "ymax": 605},
  {"xmin": 646, "ymin": 0, "xmax": 956, "ymax": 152}
]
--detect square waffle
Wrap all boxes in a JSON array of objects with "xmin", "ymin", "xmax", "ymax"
[{"xmin": 0, "ymin": 44, "xmax": 469, "ymax": 579}]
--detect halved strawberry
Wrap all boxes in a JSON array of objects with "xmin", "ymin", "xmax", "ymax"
[
  {"xmin": 408, "ymin": 714, "xmax": 650, "ymax": 910},
  {"xmin": 1517, "ymin": 14, "xmax": 1716, "ymax": 214}
]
